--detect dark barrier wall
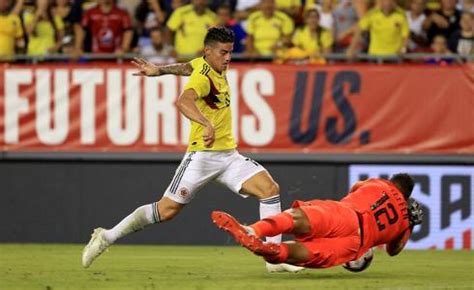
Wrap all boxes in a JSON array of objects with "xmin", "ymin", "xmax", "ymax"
[{"xmin": 0, "ymin": 160, "xmax": 348, "ymax": 245}]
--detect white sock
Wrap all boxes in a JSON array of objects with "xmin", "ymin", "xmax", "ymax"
[
  {"xmin": 103, "ymin": 203, "xmax": 159, "ymax": 244},
  {"xmin": 259, "ymin": 195, "xmax": 282, "ymax": 243}
]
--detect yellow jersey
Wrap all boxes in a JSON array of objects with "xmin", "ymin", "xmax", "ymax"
[
  {"xmin": 0, "ymin": 14, "xmax": 23, "ymax": 57},
  {"xmin": 166, "ymin": 4, "xmax": 217, "ymax": 57},
  {"xmin": 246, "ymin": 10, "xmax": 294, "ymax": 56},
  {"xmin": 292, "ymin": 26, "xmax": 333, "ymax": 54},
  {"xmin": 183, "ymin": 57, "xmax": 236, "ymax": 152},
  {"xmin": 24, "ymin": 13, "xmax": 64, "ymax": 56},
  {"xmin": 358, "ymin": 8, "xmax": 409, "ymax": 55},
  {"xmin": 276, "ymin": 0, "xmax": 301, "ymax": 10}
]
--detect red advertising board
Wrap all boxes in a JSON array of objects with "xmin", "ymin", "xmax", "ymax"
[{"xmin": 1, "ymin": 63, "xmax": 473, "ymax": 153}]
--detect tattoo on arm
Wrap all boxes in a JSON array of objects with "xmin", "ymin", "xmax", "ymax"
[{"xmin": 159, "ymin": 62, "xmax": 193, "ymax": 76}]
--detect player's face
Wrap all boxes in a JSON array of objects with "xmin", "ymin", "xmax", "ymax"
[
  {"xmin": 410, "ymin": 0, "xmax": 425, "ymax": 14},
  {"xmin": 460, "ymin": 13, "xmax": 473, "ymax": 31},
  {"xmin": 306, "ymin": 10, "xmax": 320, "ymax": 29},
  {"xmin": 441, "ymin": 0, "xmax": 456, "ymax": 9},
  {"xmin": 99, "ymin": 0, "xmax": 114, "ymax": 6},
  {"xmin": 261, "ymin": 0, "xmax": 275, "ymax": 16},
  {"xmin": 380, "ymin": 0, "xmax": 395, "ymax": 11},
  {"xmin": 217, "ymin": 8, "xmax": 231, "ymax": 26},
  {"xmin": 205, "ymin": 42, "xmax": 233, "ymax": 73},
  {"xmin": 0, "ymin": 0, "xmax": 10, "ymax": 13}
]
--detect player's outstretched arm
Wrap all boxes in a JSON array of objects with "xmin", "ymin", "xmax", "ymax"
[{"xmin": 132, "ymin": 57, "xmax": 193, "ymax": 77}]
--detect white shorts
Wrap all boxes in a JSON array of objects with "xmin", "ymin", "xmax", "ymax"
[{"xmin": 163, "ymin": 150, "xmax": 266, "ymax": 204}]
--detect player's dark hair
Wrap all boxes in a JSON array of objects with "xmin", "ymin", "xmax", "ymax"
[
  {"xmin": 204, "ymin": 26, "xmax": 235, "ymax": 46},
  {"xmin": 390, "ymin": 173, "xmax": 414, "ymax": 199}
]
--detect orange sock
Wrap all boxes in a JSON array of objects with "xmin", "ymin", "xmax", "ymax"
[
  {"xmin": 250, "ymin": 212, "xmax": 294, "ymax": 238},
  {"xmin": 264, "ymin": 243, "xmax": 289, "ymax": 264}
]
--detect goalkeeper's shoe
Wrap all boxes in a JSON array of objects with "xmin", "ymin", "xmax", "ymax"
[
  {"xmin": 82, "ymin": 228, "xmax": 110, "ymax": 268},
  {"xmin": 266, "ymin": 262, "xmax": 305, "ymax": 273},
  {"xmin": 211, "ymin": 211, "xmax": 280, "ymax": 256}
]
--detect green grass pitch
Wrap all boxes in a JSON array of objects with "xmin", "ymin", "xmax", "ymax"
[{"xmin": 1, "ymin": 244, "xmax": 473, "ymax": 290}]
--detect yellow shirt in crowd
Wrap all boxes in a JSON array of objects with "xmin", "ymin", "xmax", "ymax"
[
  {"xmin": 292, "ymin": 26, "xmax": 333, "ymax": 54},
  {"xmin": 24, "ymin": 13, "xmax": 64, "ymax": 56},
  {"xmin": 0, "ymin": 14, "xmax": 23, "ymax": 57},
  {"xmin": 276, "ymin": 0, "xmax": 301, "ymax": 10},
  {"xmin": 183, "ymin": 57, "xmax": 236, "ymax": 152},
  {"xmin": 358, "ymin": 8, "xmax": 409, "ymax": 55},
  {"xmin": 167, "ymin": 4, "xmax": 217, "ymax": 57},
  {"xmin": 246, "ymin": 10, "xmax": 294, "ymax": 56}
]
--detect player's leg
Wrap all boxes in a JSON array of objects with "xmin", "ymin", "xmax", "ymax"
[
  {"xmin": 240, "ymin": 170, "xmax": 282, "ymax": 243},
  {"xmin": 82, "ymin": 151, "xmax": 218, "ymax": 268},
  {"xmin": 216, "ymin": 153, "xmax": 303, "ymax": 272},
  {"xmin": 261, "ymin": 203, "xmax": 361, "ymax": 268},
  {"xmin": 264, "ymin": 236, "xmax": 360, "ymax": 268},
  {"xmin": 264, "ymin": 241, "xmax": 312, "ymax": 266},
  {"xmin": 216, "ymin": 153, "xmax": 281, "ymax": 242},
  {"xmin": 102, "ymin": 197, "xmax": 185, "ymax": 244},
  {"xmin": 249, "ymin": 208, "xmax": 312, "ymax": 238},
  {"xmin": 82, "ymin": 196, "xmax": 185, "ymax": 268},
  {"xmin": 212, "ymin": 209, "xmax": 311, "ymax": 270}
]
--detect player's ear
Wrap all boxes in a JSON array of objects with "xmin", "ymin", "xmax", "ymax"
[{"xmin": 203, "ymin": 45, "xmax": 212, "ymax": 56}]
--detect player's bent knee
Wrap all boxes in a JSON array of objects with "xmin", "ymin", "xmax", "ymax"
[
  {"xmin": 261, "ymin": 182, "xmax": 280, "ymax": 199},
  {"xmin": 287, "ymin": 209, "xmax": 311, "ymax": 235},
  {"xmin": 159, "ymin": 207, "xmax": 180, "ymax": 221}
]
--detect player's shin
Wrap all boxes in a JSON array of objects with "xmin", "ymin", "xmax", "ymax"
[
  {"xmin": 102, "ymin": 203, "xmax": 160, "ymax": 243},
  {"xmin": 251, "ymin": 211, "xmax": 294, "ymax": 239},
  {"xmin": 259, "ymin": 195, "xmax": 282, "ymax": 243}
]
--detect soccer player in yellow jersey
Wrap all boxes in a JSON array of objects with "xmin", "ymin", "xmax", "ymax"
[
  {"xmin": 246, "ymin": 0, "xmax": 295, "ymax": 57},
  {"xmin": 166, "ymin": 0, "xmax": 217, "ymax": 59},
  {"xmin": 0, "ymin": 0, "xmax": 24, "ymax": 58},
  {"xmin": 292, "ymin": 9, "xmax": 333, "ymax": 56},
  {"xmin": 347, "ymin": 0, "xmax": 409, "ymax": 58},
  {"xmin": 82, "ymin": 26, "xmax": 303, "ymax": 273}
]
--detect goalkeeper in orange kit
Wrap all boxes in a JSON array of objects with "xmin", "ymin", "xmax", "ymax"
[{"xmin": 212, "ymin": 173, "xmax": 424, "ymax": 269}]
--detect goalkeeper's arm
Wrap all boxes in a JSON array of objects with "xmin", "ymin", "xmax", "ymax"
[
  {"xmin": 386, "ymin": 227, "xmax": 411, "ymax": 256},
  {"xmin": 386, "ymin": 198, "xmax": 424, "ymax": 256}
]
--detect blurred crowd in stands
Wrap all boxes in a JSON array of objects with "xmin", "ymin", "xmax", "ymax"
[{"xmin": 0, "ymin": 0, "xmax": 472, "ymax": 63}]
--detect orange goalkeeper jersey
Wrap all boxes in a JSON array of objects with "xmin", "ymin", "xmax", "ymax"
[{"xmin": 341, "ymin": 179, "xmax": 411, "ymax": 253}]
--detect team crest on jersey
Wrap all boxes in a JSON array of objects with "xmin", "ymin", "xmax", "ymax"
[{"xmin": 179, "ymin": 187, "xmax": 189, "ymax": 198}]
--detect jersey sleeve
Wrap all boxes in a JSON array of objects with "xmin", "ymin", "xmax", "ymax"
[
  {"xmin": 184, "ymin": 71, "xmax": 210, "ymax": 98},
  {"xmin": 386, "ymin": 227, "xmax": 411, "ymax": 256},
  {"xmin": 190, "ymin": 58, "xmax": 202, "ymax": 70},
  {"xmin": 400, "ymin": 14, "xmax": 409, "ymax": 38},
  {"xmin": 166, "ymin": 9, "xmax": 182, "ymax": 32},
  {"xmin": 321, "ymin": 29, "xmax": 334, "ymax": 49},
  {"xmin": 245, "ymin": 13, "xmax": 257, "ymax": 35},
  {"xmin": 121, "ymin": 10, "xmax": 132, "ymax": 30},
  {"xmin": 282, "ymin": 14, "xmax": 295, "ymax": 36},
  {"xmin": 349, "ymin": 180, "xmax": 369, "ymax": 193},
  {"xmin": 291, "ymin": 29, "xmax": 302, "ymax": 46},
  {"xmin": 13, "ymin": 16, "xmax": 24, "ymax": 38},
  {"xmin": 81, "ymin": 10, "xmax": 91, "ymax": 28},
  {"xmin": 54, "ymin": 16, "xmax": 65, "ymax": 30},
  {"xmin": 358, "ymin": 12, "xmax": 371, "ymax": 31}
]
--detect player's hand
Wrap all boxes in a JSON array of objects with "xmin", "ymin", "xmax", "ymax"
[
  {"xmin": 203, "ymin": 123, "xmax": 215, "ymax": 148},
  {"xmin": 430, "ymin": 13, "xmax": 449, "ymax": 28},
  {"xmin": 132, "ymin": 57, "xmax": 160, "ymax": 77},
  {"xmin": 408, "ymin": 198, "xmax": 424, "ymax": 226},
  {"xmin": 346, "ymin": 48, "xmax": 357, "ymax": 61}
]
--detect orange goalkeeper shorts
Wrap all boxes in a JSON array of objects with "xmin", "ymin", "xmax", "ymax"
[{"xmin": 290, "ymin": 199, "xmax": 362, "ymax": 268}]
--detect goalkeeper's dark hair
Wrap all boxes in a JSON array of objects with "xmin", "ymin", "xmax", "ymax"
[
  {"xmin": 390, "ymin": 173, "xmax": 414, "ymax": 199},
  {"xmin": 204, "ymin": 26, "xmax": 235, "ymax": 46}
]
